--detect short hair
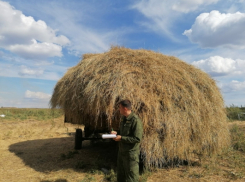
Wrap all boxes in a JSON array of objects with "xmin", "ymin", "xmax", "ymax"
[{"xmin": 119, "ymin": 100, "xmax": 132, "ymax": 110}]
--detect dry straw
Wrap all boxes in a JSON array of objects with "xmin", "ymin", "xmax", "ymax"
[{"xmin": 50, "ymin": 46, "xmax": 230, "ymax": 168}]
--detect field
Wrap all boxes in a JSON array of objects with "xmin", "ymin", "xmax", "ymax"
[{"xmin": 1, "ymin": 108, "xmax": 245, "ymax": 182}]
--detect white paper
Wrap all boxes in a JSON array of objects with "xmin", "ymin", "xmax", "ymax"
[
  {"xmin": 0, "ymin": 114, "xmax": 5, "ymax": 117},
  {"xmin": 102, "ymin": 134, "xmax": 117, "ymax": 139}
]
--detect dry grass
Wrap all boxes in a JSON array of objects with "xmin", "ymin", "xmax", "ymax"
[
  {"xmin": 0, "ymin": 116, "xmax": 106, "ymax": 182},
  {"xmin": 0, "ymin": 114, "xmax": 245, "ymax": 182},
  {"xmin": 50, "ymin": 46, "xmax": 230, "ymax": 168}
]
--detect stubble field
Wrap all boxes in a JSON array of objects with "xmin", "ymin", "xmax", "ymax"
[{"xmin": 1, "ymin": 108, "xmax": 245, "ymax": 182}]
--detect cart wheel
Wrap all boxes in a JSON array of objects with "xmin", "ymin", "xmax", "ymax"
[{"xmin": 75, "ymin": 128, "xmax": 83, "ymax": 150}]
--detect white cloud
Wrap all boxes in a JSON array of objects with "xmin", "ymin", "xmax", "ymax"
[
  {"xmin": 218, "ymin": 80, "xmax": 245, "ymax": 93},
  {"xmin": 14, "ymin": 1, "xmax": 124, "ymax": 55},
  {"xmin": 0, "ymin": 50, "xmax": 4, "ymax": 57},
  {"xmin": 183, "ymin": 10, "xmax": 245, "ymax": 48},
  {"xmin": 25, "ymin": 90, "xmax": 51, "ymax": 100},
  {"xmin": 172, "ymin": 0, "xmax": 219, "ymax": 13},
  {"xmin": 0, "ymin": 61, "xmax": 65, "ymax": 81},
  {"xmin": 18, "ymin": 65, "xmax": 43, "ymax": 76},
  {"xmin": 0, "ymin": 1, "xmax": 69, "ymax": 59},
  {"xmin": 132, "ymin": 0, "xmax": 220, "ymax": 40},
  {"xmin": 132, "ymin": 1, "xmax": 179, "ymax": 40},
  {"xmin": 8, "ymin": 39, "xmax": 62, "ymax": 59},
  {"xmin": 33, "ymin": 3, "xmax": 116, "ymax": 55},
  {"xmin": 192, "ymin": 56, "xmax": 245, "ymax": 76},
  {"xmin": 67, "ymin": 28, "xmax": 112, "ymax": 55}
]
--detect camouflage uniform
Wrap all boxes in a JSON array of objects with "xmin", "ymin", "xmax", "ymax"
[{"xmin": 117, "ymin": 112, "xmax": 143, "ymax": 182}]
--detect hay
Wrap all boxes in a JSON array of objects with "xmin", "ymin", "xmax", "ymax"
[{"xmin": 50, "ymin": 46, "xmax": 230, "ymax": 168}]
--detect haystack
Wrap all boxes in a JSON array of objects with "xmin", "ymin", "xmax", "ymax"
[{"xmin": 50, "ymin": 47, "xmax": 230, "ymax": 168}]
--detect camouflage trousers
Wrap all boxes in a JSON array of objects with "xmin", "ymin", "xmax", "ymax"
[{"xmin": 117, "ymin": 152, "xmax": 139, "ymax": 182}]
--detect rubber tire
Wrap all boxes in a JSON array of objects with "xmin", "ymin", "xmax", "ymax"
[{"xmin": 75, "ymin": 128, "xmax": 83, "ymax": 150}]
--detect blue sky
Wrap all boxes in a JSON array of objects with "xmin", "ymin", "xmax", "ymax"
[{"xmin": 0, "ymin": 0, "xmax": 244, "ymax": 108}]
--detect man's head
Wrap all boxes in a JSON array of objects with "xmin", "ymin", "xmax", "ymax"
[{"xmin": 119, "ymin": 99, "xmax": 132, "ymax": 116}]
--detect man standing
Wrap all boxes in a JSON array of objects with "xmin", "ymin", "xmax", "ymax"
[{"xmin": 111, "ymin": 100, "xmax": 143, "ymax": 182}]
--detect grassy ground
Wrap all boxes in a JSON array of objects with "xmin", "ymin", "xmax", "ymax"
[
  {"xmin": 1, "ymin": 109, "xmax": 245, "ymax": 181},
  {"xmin": 0, "ymin": 108, "xmax": 63, "ymax": 121}
]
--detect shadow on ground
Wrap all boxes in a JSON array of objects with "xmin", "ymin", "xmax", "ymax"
[
  {"xmin": 40, "ymin": 179, "xmax": 67, "ymax": 182},
  {"xmin": 9, "ymin": 135, "xmax": 118, "ymax": 173}
]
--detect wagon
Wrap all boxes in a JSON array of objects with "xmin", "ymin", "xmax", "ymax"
[{"xmin": 64, "ymin": 114, "xmax": 119, "ymax": 150}]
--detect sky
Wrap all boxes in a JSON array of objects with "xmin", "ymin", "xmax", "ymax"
[{"xmin": 0, "ymin": 0, "xmax": 244, "ymax": 108}]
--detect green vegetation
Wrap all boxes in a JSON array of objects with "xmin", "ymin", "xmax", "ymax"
[
  {"xmin": 104, "ymin": 169, "xmax": 117, "ymax": 182},
  {"xmin": 198, "ymin": 123, "xmax": 245, "ymax": 180},
  {"xmin": 226, "ymin": 105, "xmax": 245, "ymax": 121},
  {"xmin": 230, "ymin": 124, "xmax": 245, "ymax": 152},
  {"xmin": 0, "ymin": 108, "xmax": 63, "ymax": 121},
  {"xmin": 80, "ymin": 174, "xmax": 96, "ymax": 182},
  {"xmin": 139, "ymin": 170, "xmax": 152, "ymax": 182}
]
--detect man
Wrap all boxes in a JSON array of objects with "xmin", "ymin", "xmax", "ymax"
[{"xmin": 111, "ymin": 100, "xmax": 143, "ymax": 182}]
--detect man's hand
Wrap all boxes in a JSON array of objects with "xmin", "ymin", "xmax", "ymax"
[
  {"xmin": 111, "ymin": 131, "xmax": 121, "ymax": 141},
  {"xmin": 113, "ymin": 135, "xmax": 122, "ymax": 141}
]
